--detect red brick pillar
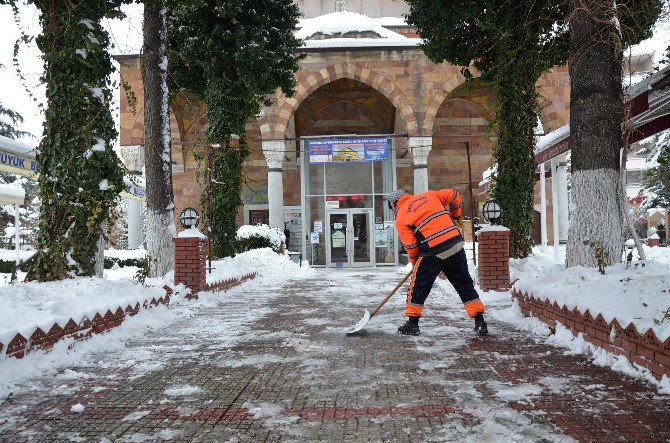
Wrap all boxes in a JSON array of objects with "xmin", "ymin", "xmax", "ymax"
[
  {"xmin": 173, "ymin": 234, "xmax": 209, "ymax": 298},
  {"xmin": 477, "ymin": 227, "xmax": 511, "ymax": 291},
  {"xmin": 648, "ymin": 236, "xmax": 660, "ymax": 247}
]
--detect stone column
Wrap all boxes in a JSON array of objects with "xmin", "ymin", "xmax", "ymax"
[
  {"xmin": 409, "ymin": 137, "xmax": 432, "ymax": 194},
  {"xmin": 262, "ymin": 140, "xmax": 286, "ymax": 229},
  {"xmin": 555, "ymin": 159, "xmax": 569, "ymax": 243},
  {"xmin": 121, "ymin": 146, "xmax": 145, "ymax": 249}
]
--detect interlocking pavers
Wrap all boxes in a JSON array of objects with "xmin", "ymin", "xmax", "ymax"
[{"xmin": 1, "ymin": 269, "xmax": 669, "ymax": 441}]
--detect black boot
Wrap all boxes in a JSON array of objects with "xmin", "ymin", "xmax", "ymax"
[
  {"xmin": 398, "ymin": 316, "xmax": 420, "ymax": 335},
  {"xmin": 474, "ymin": 313, "xmax": 488, "ymax": 336}
]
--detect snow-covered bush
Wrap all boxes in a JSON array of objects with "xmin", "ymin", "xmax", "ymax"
[{"xmin": 235, "ymin": 224, "xmax": 286, "ymax": 254}]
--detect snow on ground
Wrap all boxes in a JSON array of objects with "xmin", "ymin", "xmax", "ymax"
[
  {"xmin": 0, "ymin": 278, "xmax": 167, "ymax": 345},
  {"xmin": 236, "ymin": 224, "xmax": 285, "ymax": 249},
  {"xmin": 483, "ymin": 244, "xmax": 670, "ymax": 393},
  {"xmin": 511, "ymin": 244, "xmax": 670, "ymax": 342},
  {"xmin": 205, "ymin": 248, "xmax": 312, "ymax": 285},
  {"xmin": 0, "ymin": 248, "xmax": 147, "ymax": 287},
  {"xmin": 0, "ymin": 249, "xmax": 314, "ymax": 401}
]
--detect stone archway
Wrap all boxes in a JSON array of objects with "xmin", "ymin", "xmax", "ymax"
[
  {"xmin": 430, "ymin": 93, "xmax": 496, "ymax": 217},
  {"xmin": 260, "ymin": 62, "xmax": 419, "ymax": 140}
]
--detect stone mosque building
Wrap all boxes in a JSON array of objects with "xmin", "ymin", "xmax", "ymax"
[{"xmin": 116, "ymin": 0, "xmax": 571, "ymax": 267}]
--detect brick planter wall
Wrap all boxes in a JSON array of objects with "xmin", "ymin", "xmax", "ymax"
[
  {"xmin": 476, "ymin": 229, "xmax": 511, "ymax": 291},
  {"xmin": 512, "ymin": 289, "xmax": 670, "ymax": 380},
  {"xmin": 648, "ymin": 237, "xmax": 660, "ymax": 247},
  {"xmin": 173, "ymin": 236, "xmax": 209, "ymax": 298}
]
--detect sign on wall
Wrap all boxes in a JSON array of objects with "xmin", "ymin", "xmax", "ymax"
[{"xmin": 308, "ymin": 138, "xmax": 388, "ymax": 163}]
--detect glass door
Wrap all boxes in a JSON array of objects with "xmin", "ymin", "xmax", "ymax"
[
  {"xmin": 350, "ymin": 209, "xmax": 373, "ymax": 267},
  {"xmin": 326, "ymin": 209, "xmax": 374, "ymax": 267},
  {"xmin": 327, "ymin": 211, "xmax": 349, "ymax": 267}
]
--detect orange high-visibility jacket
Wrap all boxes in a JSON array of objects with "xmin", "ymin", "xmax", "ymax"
[{"xmin": 395, "ymin": 189, "xmax": 462, "ymax": 263}]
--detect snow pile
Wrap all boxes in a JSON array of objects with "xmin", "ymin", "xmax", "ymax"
[
  {"xmin": 236, "ymin": 224, "xmax": 285, "ymax": 249},
  {"xmin": 0, "ymin": 248, "xmax": 33, "ymax": 261},
  {"xmin": 206, "ymin": 248, "xmax": 314, "ymax": 287},
  {"xmin": 512, "ymin": 246, "xmax": 670, "ymax": 341},
  {"xmin": 70, "ymin": 403, "xmax": 85, "ymax": 413},
  {"xmin": 104, "ymin": 248, "xmax": 146, "ymax": 261},
  {"xmin": 0, "ymin": 278, "xmax": 166, "ymax": 346}
]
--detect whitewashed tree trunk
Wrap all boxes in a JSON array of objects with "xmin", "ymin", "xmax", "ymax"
[
  {"xmin": 567, "ymin": 170, "xmax": 624, "ymax": 267},
  {"xmin": 566, "ymin": 0, "xmax": 625, "ymax": 268},
  {"xmin": 143, "ymin": 3, "xmax": 175, "ymax": 277}
]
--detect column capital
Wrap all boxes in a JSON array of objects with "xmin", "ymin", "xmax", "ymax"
[
  {"xmin": 121, "ymin": 145, "xmax": 144, "ymax": 174},
  {"xmin": 408, "ymin": 136, "xmax": 432, "ymax": 166},
  {"xmin": 262, "ymin": 140, "xmax": 286, "ymax": 169}
]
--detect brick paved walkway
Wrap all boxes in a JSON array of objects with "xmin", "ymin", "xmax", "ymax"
[{"xmin": 1, "ymin": 268, "xmax": 669, "ymax": 442}]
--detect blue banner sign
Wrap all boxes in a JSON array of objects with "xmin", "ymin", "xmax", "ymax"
[
  {"xmin": 308, "ymin": 138, "xmax": 388, "ymax": 163},
  {"xmin": 0, "ymin": 150, "xmax": 39, "ymax": 176}
]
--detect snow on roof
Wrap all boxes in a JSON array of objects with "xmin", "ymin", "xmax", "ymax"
[
  {"xmin": 296, "ymin": 11, "xmax": 420, "ymax": 49},
  {"xmin": 536, "ymin": 124, "xmax": 570, "ymax": 153},
  {"xmin": 629, "ymin": 15, "xmax": 670, "ymax": 66},
  {"xmin": 0, "ymin": 135, "xmax": 36, "ymax": 158},
  {"xmin": 375, "ymin": 17, "xmax": 410, "ymax": 27},
  {"xmin": 0, "ymin": 184, "xmax": 26, "ymax": 205},
  {"xmin": 627, "ymin": 156, "xmax": 652, "ymax": 171}
]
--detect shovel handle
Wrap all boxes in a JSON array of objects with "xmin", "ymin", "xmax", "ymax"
[{"xmin": 370, "ymin": 270, "xmax": 413, "ymax": 318}]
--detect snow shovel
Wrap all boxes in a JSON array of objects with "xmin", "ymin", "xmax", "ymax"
[{"xmin": 345, "ymin": 270, "xmax": 413, "ymax": 336}]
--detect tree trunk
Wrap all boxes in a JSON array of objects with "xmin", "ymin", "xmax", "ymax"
[
  {"xmin": 566, "ymin": 0, "xmax": 625, "ymax": 268},
  {"xmin": 143, "ymin": 3, "xmax": 175, "ymax": 277}
]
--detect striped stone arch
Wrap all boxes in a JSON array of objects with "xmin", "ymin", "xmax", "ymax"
[
  {"xmin": 420, "ymin": 73, "xmax": 467, "ymax": 135},
  {"xmin": 537, "ymin": 100, "xmax": 564, "ymax": 133},
  {"xmin": 260, "ymin": 62, "xmax": 419, "ymax": 140}
]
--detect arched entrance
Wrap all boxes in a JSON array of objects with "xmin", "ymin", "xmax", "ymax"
[
  {"xmin": 294, "ymin": 78, "xmax": 399, "ymax": 267},
  {"xmin": 431, "ymin": 83, "xmax": 496, "ymax": 222}
]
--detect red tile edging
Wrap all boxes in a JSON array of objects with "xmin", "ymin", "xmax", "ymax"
[
  {"xmin": 512, "ymin": 289, "xmax": 670, "ymax": 380},
  {"xmin": 203, "ymin": 272, "xmax": 257, "ymax": 295}
]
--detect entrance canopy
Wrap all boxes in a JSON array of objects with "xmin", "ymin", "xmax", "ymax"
[
  {"xmin": 0, "ymin": 134, "xmax": 146, "ymax": 201},
  {"xmin": 535, "ymin": 64, "xmax": 670, "ymax": 164}
]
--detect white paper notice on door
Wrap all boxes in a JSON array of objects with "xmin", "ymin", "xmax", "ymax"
[
  {"xmin": 332, "ymin": 230, "xmax": 346, "ymax": 248},
  {"xmin": 333, "ymin": 222, "xmax": 342, "ymax": 229}
]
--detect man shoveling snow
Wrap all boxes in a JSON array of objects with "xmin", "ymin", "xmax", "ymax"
[{"xmin": 387, "ymin": 189, "xmax": 487, "ymax": 336}]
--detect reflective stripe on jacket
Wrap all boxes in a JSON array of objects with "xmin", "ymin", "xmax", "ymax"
[{"xmin": 395, "ymin": 189, "xmax": 463, "ymax": 261}]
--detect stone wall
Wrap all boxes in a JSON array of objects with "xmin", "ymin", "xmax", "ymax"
[{"xmin": 116, "ymin": 46, "xmax": 570, "ymax": 236}]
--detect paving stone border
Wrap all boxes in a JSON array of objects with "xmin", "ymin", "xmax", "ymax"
[
  {"xmin": 512, "ymin": 288, "xmax": 670, "ymax": 380},
  {"xmin": 1, "ymin": 273, "xmax": 256, "ymax": 360}
]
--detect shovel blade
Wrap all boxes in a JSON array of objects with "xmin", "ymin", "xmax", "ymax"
[{"xmin": 345, "ymin": 309, "xmax": 371, "ymax": 336}]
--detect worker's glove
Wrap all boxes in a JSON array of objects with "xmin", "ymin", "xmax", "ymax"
[{"xmin": 453, "ymin": 216, "xmax": 464, "ymax": 236}]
